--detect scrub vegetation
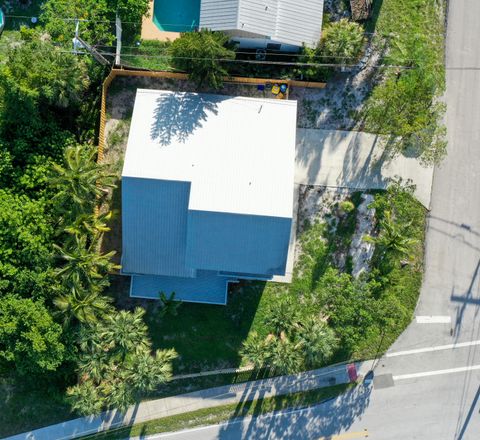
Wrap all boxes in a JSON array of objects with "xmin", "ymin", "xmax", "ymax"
[{"xmin": 361, "ymin": 0, "xmax": 447, "ymax": 164}]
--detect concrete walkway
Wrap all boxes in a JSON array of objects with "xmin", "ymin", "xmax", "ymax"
[
  {"xmin": 5, "ymin": 362, "xmax": 367, "ymax": 440},
  {"xmin": 295, "ymin": 129, "xmax": 434, "ymax": 208}
]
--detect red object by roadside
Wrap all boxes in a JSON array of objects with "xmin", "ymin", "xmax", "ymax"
[{"xmin": 347, "ymin": 363, "xmax": 358, "ymax": 382}]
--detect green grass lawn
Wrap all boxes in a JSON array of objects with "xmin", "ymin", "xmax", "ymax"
[
  {"xmin": 121, "ymin": 40, "xmax": 173, "ymax": 71},
  {"xmin": 83, "ymin": 383, "xmax": 354, "ymax": 440},
  {"xmin": 366, "ymin": 0, "xmax": 444, "ymax": 64},
  {"xmin": 108, "ymin": 275, "xmax": 279, "ymax": 374},
  {"xmin": 0, "ymin": 377, "xmax": 73, "ymax": 437}
]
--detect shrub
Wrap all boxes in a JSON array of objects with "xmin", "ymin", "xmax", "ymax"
[
  {"xmin": 321, "ymin": 19, "xmax": 365, "ymax": 62},
  {"xmin": 169, "ymin": 30, "xmax": 235, "ymax": 89}
]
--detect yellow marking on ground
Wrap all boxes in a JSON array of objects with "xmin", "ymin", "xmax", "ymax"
[{"xmin": 318, "ymin": 430, "xmax": 369, "ymax": 440}]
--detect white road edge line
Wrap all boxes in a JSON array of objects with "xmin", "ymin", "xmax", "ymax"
[
  {"xmin": 393, "ymin": 364, "xmax": 480, "ymax": 381},
  {"xmin": 415, "ymin": 315, "xmax": 451, "ymax": 324},
  {"xmin": 386, "ymin": 339, "xmax": 480, "ymax": 357}
]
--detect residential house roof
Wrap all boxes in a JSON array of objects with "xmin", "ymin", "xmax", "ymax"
[
  {"xmin": 199, "ymin": 0, "xmax": 324, "ymax": 48},
  {"xmin": 121, "ymin": 90, "xmax": 297, "ymax": 301},
  {"xmin": 122, "ymin": 89, "xmax": 297, "ymax": 219}
]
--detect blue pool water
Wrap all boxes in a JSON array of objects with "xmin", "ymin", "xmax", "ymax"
[{"xmin": 153, "ymin": 0, "xmax": 201, "ymax": 32}]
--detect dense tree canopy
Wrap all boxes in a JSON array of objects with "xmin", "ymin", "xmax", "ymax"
[
  {"xmin": 41, "ymin": 0, "xmax": 150, "ymax": 45},
  {"xmin": 0, "ymin": 37, "xmax": 89, "ymax": 163},
  {"xmin": 0, "ymin": 38, "xmax": 89, "ymax": 108},
  {"xmin": 0, "ymin": 295, "xmax": 65, "ymax": 376},
  {"xmin": 0, "ymin": 190, "xmax": 53, "ymax": 297}
]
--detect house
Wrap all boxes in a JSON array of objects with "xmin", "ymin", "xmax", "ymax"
[
  {"xmin": 121, "ymin": 89, "xmax": 297, "ymax": 305},
  {"xmin": 199, "ymin": 0, "xmax": 325, "ymax": 51}
]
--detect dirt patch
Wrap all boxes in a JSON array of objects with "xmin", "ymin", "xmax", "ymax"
[
  {"xmin": 290, "ymin": 43, "xmax": 386, "ymax": 130},
  {"xmin": 349, "ymin": 193, "xmax": 376, "ymax": 277}
]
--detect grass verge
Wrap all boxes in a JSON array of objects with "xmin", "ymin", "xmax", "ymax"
[
  {"xmin": 121, "ymin": 40, "xmax": 172, "ymax": 71},
  {"xmin": 83, "ymin": 383, "xmax": 354, "ymax": 440}
]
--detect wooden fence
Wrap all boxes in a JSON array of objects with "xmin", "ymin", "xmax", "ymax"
[{"xmin": 97, "ymin": 67, "xmax": 326, "ymax": 163}]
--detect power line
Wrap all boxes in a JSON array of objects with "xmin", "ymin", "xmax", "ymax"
[
  {"xmin": 96, "ymin": 44, "xmax": 418, "ymax": 62},
  {"xmin": 91, "ymin": 50, "xmax": 416, "ymax": 69}
]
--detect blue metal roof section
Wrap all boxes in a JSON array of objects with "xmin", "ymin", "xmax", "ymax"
[
  {"xmin": 121, "ymin": 177, "xmax": 196, "ymax": 278},
  {"xmin": 130, "ymin": 271, "xmax": 237, "ymax": 305},
  {"xmin": 186, "ymin": 210, "xmax": 291, "ymax": 276}
]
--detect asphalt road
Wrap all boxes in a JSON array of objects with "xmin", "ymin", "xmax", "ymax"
[{"xmin": 140, "ymin": 1, "xmax": 480, "ymax": 439}]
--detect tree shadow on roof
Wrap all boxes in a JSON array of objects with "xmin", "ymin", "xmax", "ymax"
[{"xmin": 150, "ymin": 92, "xmax": 225, "ymax": 146}]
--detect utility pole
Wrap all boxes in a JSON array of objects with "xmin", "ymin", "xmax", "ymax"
[
  {"xmin": 72, "ymin": 19, "xmax": 82, "ymax": 54},
  {"xmin": 72, "ymin": 18, "xmax": 110, "ymax": 66},
  {"xmin": 115, "ymin": 12, "xmax": 122, "ymax": 66}
]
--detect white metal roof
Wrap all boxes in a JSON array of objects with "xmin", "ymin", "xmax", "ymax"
[
  {"xmin": 199, "ymin": 0, "xmax": 324, "ymax": 48},
  {"xmin": 122, "ymin": 89, "xmax": 297, "ymax": 218}
]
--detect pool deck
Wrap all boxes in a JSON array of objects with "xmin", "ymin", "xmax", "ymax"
[{"xmin": 141, "ymin": 0, "xmax": 180, "ymax": 41}]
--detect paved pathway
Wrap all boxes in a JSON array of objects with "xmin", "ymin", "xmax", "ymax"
[
  {"xmin": 4, "ymin": 363, "xmax": 364, "ymax": 440},
  {"xmin": 295, "ymin": 128, "xmax": 434, "ymax": 208}
]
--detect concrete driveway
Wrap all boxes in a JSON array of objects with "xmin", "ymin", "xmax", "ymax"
[{"xmin": 295, "ymin": 128, "xmax": 434, "ymax": 208}]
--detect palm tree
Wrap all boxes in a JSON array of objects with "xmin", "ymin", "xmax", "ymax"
[
  {"xmin": 296, "ymin": 316, "xmax": 337, "ymax": 369},
  {"xmin": 269, "ymin": 333, "xmax": 304, "ymax": 375},
  {"xmin": 54, "ymin": 234, "xmax": 119, "ymax": 286},
  {"xmin": 51, "ymin": 144, "xmax": 116, "ymax": 219},
  {"xmin": 365, "ymin": 210, "xmax": 418, "ymax": 258},
  {"xmin": 169, "ymin": 30, "xmax": 235, "ymax": 89},
  {"xmin": 127, "ymin": 347, "xmax": 177, "ymax": 393},
  {"xmin": 240, "ymin": 332, "xmax": 270, "ymax": 369},
  {"xmin": 321, "ymin": 19, "xmax": 365, "ymax": 62},
  {"xmin": 67, "ymin": 380, "xmax": 103, "ymax": 416},
  {"xmin": 54, "ymin": 281, "xmax": 113, "ymax": 325},
  {"xmin": 264, "ymin": 295, "xmax": 300, "ymax": 336},
  {"xmin": 158, "ymin": 292, "xmax": 182, "ymax": 317},
  {"xmin": 64, "ymin": 211, "xmax": 113, "ymax": 242},
  {"xmin": 101, "ymin": 308, "xmax": 150, "ymax": 360},
  {"xmin": 70, "ymin": 309, "xmax": 178, "ymax": 415}
]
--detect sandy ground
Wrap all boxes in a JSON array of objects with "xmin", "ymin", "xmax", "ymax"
[
  {"xmin": 296, "ymin": 186, "xmax": 376, "ymax": 275},
  {"xmin": 290, "ymin": 44, "xmax": 385, "ymax": 130}
]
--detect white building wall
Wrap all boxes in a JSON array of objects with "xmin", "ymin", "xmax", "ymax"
[{"xmin": 199, "ymin": 0, "xmax": 324, "ymax": 48}]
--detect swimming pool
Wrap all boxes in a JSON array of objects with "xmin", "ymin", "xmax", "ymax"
[{"xmin": 153, "ymin": 0, "xmax": 201, "ymax": 32}]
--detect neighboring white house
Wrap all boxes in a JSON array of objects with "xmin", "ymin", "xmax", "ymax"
[{"xmin": 199, "ymin": 0, "xmax": 324, "ymax": 51}]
